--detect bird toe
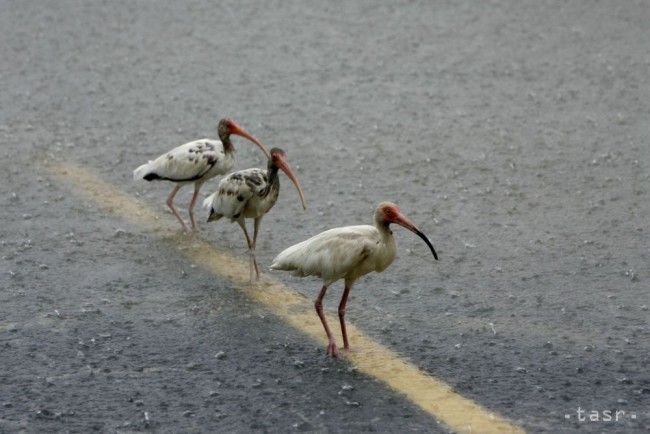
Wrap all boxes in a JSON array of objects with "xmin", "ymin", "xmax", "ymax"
[{"xmin": 326, "ymin": 341, "xmax": 339, "ymax": 358}]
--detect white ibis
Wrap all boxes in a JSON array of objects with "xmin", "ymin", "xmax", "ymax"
[
  {"xmin": 270, "ymin": 202, "xmax": 438, "ymax": 357},
  {"xmin": 133, "ymin": 118, "xmax": 270, "ymax": 232},
  {"xmin": 203, "ymin": 148, "xmax": 307, "ymax": 282}
]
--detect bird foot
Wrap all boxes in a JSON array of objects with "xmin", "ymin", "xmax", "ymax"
[
  {"xmin": 185, "ymin": 222, "xmax": 202, "ymax": 235},
  {"xmin": 175, "ymin": 221, "xmax": 191, "ymax": 234},
  {"xmin": 326, "ymin": 341, "xmax": 339, "ymax": 358}
]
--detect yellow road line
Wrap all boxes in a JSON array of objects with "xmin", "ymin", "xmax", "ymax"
[{"xmin": 48, "ymin": 161, "xmax": 525, "ymax": 434}]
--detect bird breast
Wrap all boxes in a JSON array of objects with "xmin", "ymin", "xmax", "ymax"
[
  {"xmin": 348, "ymin": 233, "xmax": 396, "ymax": 280},
  {"xmin": 204, "ymin": 148, "xmax": 234, "ymax": 178},
  {"xmin": 372, "ymin": 235, "xmax": 397, "ymax": 272},
  {"xmin": 242, "ymin": 181, "xmax": 279, "ymax": 218}
]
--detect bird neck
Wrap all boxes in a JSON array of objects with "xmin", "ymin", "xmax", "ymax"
[
  {"xmin": 257, "ymin": 164, "xmax": 280, "ymax": 199},
  {"xmin": 267, "ymin": 161, "xmax": 280, "ymax": 184},
  {"xmin": 373, "ymin": 214, "xmax": 393, "ymax": 237},
  {"xmin": 220, "ymin": 133, "xmax": 235, "ymax": 154}
]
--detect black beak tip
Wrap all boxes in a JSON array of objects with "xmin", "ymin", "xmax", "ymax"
[{"xmin": 413, "ymin": 228, "xmax": 439, "ymax": 261}]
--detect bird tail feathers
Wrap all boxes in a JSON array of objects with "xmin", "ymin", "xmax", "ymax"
[
  {"xmin": 202, "ymin": 193, "xmax": 217, "ymax": 211},
  {"xmin": 203, "ymin": 192, "xmax": 224, "ymax": 222},
  {"xmin": 133, "ymin": 162, "xmax": 153, "ymax": 181}
]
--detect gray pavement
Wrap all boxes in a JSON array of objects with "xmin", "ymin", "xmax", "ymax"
[{"xmin": 1, "ymin": 1, "xmax": 649, "ymax": 432}]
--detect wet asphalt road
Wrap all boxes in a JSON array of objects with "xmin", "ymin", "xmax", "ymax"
[{"xmin": 1, "ymin": 0, "xmax": 649, "ymax": 432}]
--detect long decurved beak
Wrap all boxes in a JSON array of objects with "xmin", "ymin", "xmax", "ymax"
[
  {"xmin": 275, "ymin": 155, "xmax": 307, "ymax": 210},
  {"xmin": 229, "ymin": 122, "xmax": 271, "ymax": 160},
  {"xmin": 393, "ymin": 212, "xmax": 438, "ymax": 260}
]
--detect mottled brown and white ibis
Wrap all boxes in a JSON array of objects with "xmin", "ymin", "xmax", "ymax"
[
  {"xmin": 203, "ymin": 148, "xmax": 307, "ymax": 282},
  {"xmin": 270, "ymin": 202, "xmax": 438, "ymax": 357},
  {"xmin": 133, "ymin": 118, "xmax": 270, "ymax": 232}
]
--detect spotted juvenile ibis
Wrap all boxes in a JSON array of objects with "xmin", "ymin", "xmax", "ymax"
[
  {"xmin": 270, "ymin": 202, "xmax": 438, "ymax": 357},
  {"xmin": 133, "ymin": 118, "xmax": 270, "ymax": 232},
  {"xmin": 203, "ymin": 148, "xmax": 307, "ymax": 282}
]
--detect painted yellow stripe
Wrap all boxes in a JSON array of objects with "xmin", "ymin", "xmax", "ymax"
[{"xmin": 48, "ymin": 161, "xmax": 525, "ymax": 434}]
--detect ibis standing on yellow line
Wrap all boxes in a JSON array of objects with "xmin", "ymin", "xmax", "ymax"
[
  {"xmin": 204, "ymin": 148, "xmax": 307, "ymax": 282},
  {"xmin": 271, "ymin": 202, "xmax": 438, "ymax": 357},
  {"xmin": 133, "ymin": 118, "xmax": 270, "ymax": 232}
]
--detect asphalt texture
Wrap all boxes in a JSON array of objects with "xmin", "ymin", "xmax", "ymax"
[{"xmin": 1, "ymin": 1, "xmax": 649, "ymax": 433}]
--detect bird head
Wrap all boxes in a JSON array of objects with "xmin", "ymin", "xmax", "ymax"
[
  {"xmin": 217, "ymin": 118, "xmax": 271, "ymax": 159},
  {"xmin": 270, "ymin": 148, "xmax": 307, "ymax": 210},
  {"xmin": 376, "ymin": 202, "xmax": 438, "ymax": 260}
]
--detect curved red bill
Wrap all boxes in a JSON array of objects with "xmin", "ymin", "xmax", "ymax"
[
  {"xmin": 393, "ymin": 212, "xmax": 438, "ymax": 260},
  {"xmin": 229, "ymin": 121, "xmax": 271, "ymax": 160},
  {"xmin": 274, "ymin": 154, "xmax": 307, "ymax": 210}
]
